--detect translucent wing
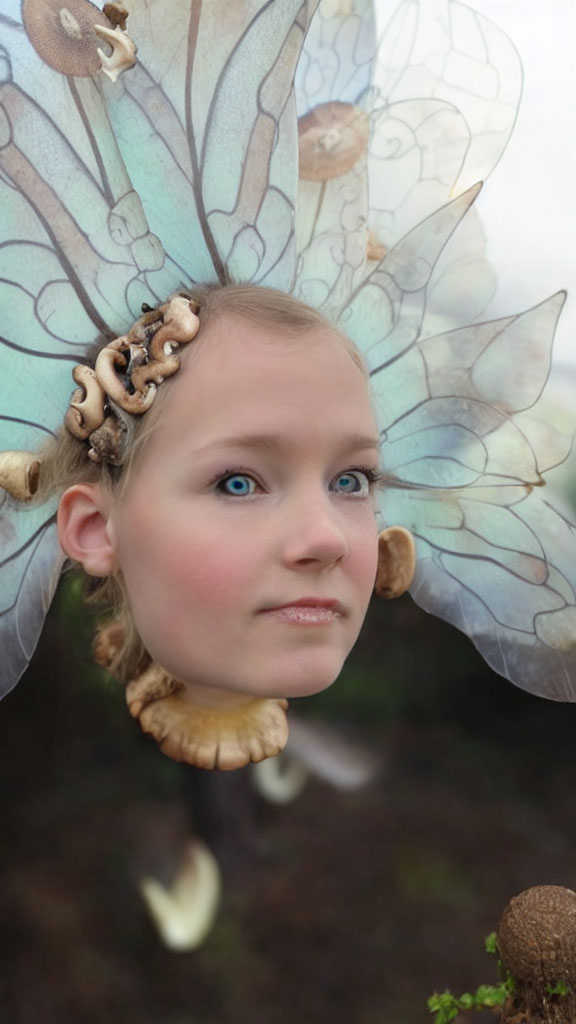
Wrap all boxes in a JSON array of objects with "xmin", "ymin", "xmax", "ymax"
[
  {"xmin": 293, "ymin": 0, "xmax": 522, "ymax": 325},
  {"xmin": 0, "ymin": 10, "xmax": 174, "ymax": 698},
  {"xmin": 356, "ymin": 202, "xmax": 576, "ymax": 698},
  {"xmin": 98, "ymin": 0, "xmax": 316, "ymax": 290},
  {"xmin": 0, "ymin": 0, "xmax": 318, "ymax": 697}
]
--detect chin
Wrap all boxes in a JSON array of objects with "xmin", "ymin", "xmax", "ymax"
[{"xmin": 250, "ymin": 654, "xmax": 346, "ymax": 699}]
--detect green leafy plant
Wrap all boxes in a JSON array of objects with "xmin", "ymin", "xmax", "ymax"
[
  {"xmin": 428, "ymin": 934, "xmax": 514, "ymax": 1022},
  {"xmin": 546, "ymin": 982, "xmax": 571, "ymax": 997}
]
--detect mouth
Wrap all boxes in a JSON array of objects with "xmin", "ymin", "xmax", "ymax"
[{"xmin": 259, "ymin": 597, "xmax": 344, "ymax": 625}]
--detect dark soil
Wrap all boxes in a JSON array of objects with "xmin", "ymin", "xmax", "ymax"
[{"xmin": 2, "ymin": 588, "xmax": 576, "ymax": 1024}]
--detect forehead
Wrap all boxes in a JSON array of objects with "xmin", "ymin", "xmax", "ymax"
[
  {"xmin": 141, "ymin": 312, "xmax": 378, "ymax": 457},
  {"xmin": 179, "ymin": 312, "xmax": 370, "ymax": 399}
]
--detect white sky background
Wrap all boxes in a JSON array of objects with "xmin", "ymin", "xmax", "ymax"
[{"xmin": 462, "ymin": 0, "xmax": 576, "ymax": 364}]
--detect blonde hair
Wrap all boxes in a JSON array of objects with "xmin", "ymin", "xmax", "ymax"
[{"xmin": 38, "ymin": 283, "xmax": 366, "ymax": 680}]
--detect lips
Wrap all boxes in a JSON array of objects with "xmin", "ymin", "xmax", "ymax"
[
  {"xmin": 258, "ymin": 597, "xmax": 344, "ymax": 625},
  {"xmin": 262, "ymin": 597, "xmax": 343, "ymax": 613}
]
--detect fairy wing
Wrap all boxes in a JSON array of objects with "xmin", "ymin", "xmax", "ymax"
[
  {"xmin": 292, "ymin": 2, "xmax": 576, "ymax": 699},
  {"xmin": 97, "ymin": 0, "xmax": 317, "ymax": 290},
  {"xmin": 345, "ymin": 193, "xmax": 576, "ymax": 699},
  {"xmin": 373, "ymin": 287, "xmax": 576, "ymax": 701},
  {"xmin": 0, "ymin": 9, "xmax": 173, "ymax": 698},
  {"xmin": 293, "ymin": 0, "xmax": 522, "ymax": 324},
  {"xmin": 0, "ymin": 0, "xmax": 318, "ymax": 697}
]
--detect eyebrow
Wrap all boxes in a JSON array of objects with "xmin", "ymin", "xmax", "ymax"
[{"xmin": 194, "ymin": 432, "xmax": 381, "ymax": 454}]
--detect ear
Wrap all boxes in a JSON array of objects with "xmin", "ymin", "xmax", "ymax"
[
  {"xmin": 374, "ymin": 527, "xmax": 416, "ymax": 599},
  {"xmin": 57, "ymin": 484, "xmax": 117, "ymax": 577}
]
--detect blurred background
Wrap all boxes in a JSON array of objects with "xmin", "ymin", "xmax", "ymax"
[
  {"xmin": 4, "ymin": 572, "xmax": 576, "ymax": 1024},
  {"xmin": 2, "ymin": 1, "xmax": 576, "ymax": 1022}
]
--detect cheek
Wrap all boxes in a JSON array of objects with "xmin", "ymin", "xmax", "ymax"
[
  {"xmin": 117, "ymin": 505, "xmax": 256, "ymax": 619},
  {"xmin": 350, "ymin": 516, "xmax": 380, "ymax": 596}
]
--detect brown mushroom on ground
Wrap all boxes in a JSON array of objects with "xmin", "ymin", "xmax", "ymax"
[
  {"xmin": 497, "ymin": 885, "xmax": 576, "ymax": 1023},
  {"xmin": 298, "ymin": 100, "xmax": 370, "ymax": 181},
  {"xmin": 22, "ymin": 0, "xmax": 113, "ymax": 77}
]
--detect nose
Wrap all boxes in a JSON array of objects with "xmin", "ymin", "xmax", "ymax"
[{"xmin": 281, "ymin": 488, "xmax": 349, "ymax": 570}]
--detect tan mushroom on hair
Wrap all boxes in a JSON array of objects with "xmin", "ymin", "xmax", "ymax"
[
  {"xmin": 131, "ymin": 296, "xmax": 201, "ymax": 392},
  {"xmin": 95, "ymin": 345, "xmax": 157, "ymax": 415},
  {"xmin": 87, "ymin": 414, "xmax": 128, "ymax": 464},
  {"xmin": 64, "ymin": 365, "xmax": 106, "ymax": 440},
  {"xmin": 22, "ymin": 0, "xmax": 113, "ymax": 77},
  {"xmin": 0, "ymin": 451, "xmax": 42, "ymax": 503},
  {"xmin": 298, "ymin": 101, "xmax": 370, "ymax": 181}
]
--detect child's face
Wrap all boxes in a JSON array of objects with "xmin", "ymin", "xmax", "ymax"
[{"xmin": 108, "ymin": 315, "xmax": 380, "ymax": 698}]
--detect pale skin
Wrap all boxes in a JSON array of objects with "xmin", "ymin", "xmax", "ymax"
[{"xmin": 58, "ymin": 315, "xmax": 383, "ymax": 709}]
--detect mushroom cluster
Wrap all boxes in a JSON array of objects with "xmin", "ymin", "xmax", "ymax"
[{"xmin": 65, "ymin": 296, "xmax": 201, "ymax": 465}]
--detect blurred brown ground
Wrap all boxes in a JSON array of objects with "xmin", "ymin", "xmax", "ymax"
[{"xmin": 2, "ymin": 587, "xmax": 576, "ymax": 1024}]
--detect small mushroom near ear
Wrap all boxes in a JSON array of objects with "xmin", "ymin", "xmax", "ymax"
[
  {"xmin": 374, "ymin": 526, "xmax": 416, "ymax": 599},
  {"xmin": 0, "ymin": 451, "xmax": 42, "ymax": 502},
  {"xmin": 87, "ymin": 414, "xmax": 128, "ymax": 465},
  {"xmin": 298, "ymin": 101, "xmax": 370, "ymax": 181},
  {"xmin": 93, "ymin": 619, "xmax": 125, "ymax": 668}
]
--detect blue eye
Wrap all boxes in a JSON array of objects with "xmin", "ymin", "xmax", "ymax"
[
  {"xmin": 331, "ymin": 468, "xmax": 379, "ymax": 496},
  {"xmin": 218, "ymin": 473, "xmax": 257, "ymax": 496}
]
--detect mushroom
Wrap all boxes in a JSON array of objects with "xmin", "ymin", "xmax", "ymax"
[
  {"xmin": 22, "ymin": 0, "xmax": 113, "ymax": 77},
  {"xmin": 131, "ymin": 296, "xmax": 201, "ymax": 392},
  {"xmin": 298, "ymin": 101, "xmax": 370, "ymax": 181},
  {"xmin": 0, "ymin": 451, "xmax": 42, "ymax": 502},
  {"xmin": 374, "ymin": 526, "xmax": 416, "ymax": 599},
  {"xmin": 132, "ymin": 683, "xmax": 289, "ymax": 771},
  {"xmin": 92, "ymin": 618, "xmax": 126, "ymax": 668},
  {"xmin": 87, "ymin": 413, "xmax": 128, "ymax": 464},
  {"xmin": 125, "ymin": 661, "xmax": 182, "ymax": 718},
  {"xmin": 65, "ymin": 365, "xmax": 106, "ymax": 440},
  {"xmin": 94, "ymin": 23, "xmax": 137, "ymax": 82},
  {"xmin": 497, "ymin": 885, "xmax": 576, "ymax": 1022},
  {"xmin": 102, "ymin": 2, "xmax": 129, "ymax": 30},
  {"xmin": 95, "ymin": 345, "xmax": 157, "ymax": 414}
]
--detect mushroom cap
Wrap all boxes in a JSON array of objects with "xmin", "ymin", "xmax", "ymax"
[
  {"xmin": 497, "ymin": 885, "xmax": 576, "ymax": 987},
  {"xmin": 22, "ymin": 0, "xmax": 112, "ymax": 77},
  {"xmin": 136, "ymin": 690, "xmax": 290, "ymax": 771},
  {"xmin": 375, "ymin": 527, "xmax": 416, "ymax": 599},
  {"xmin": 298, "ymin": 100, "xmax": 370, "ymax": 182},
  {"xmin": 0, "ymin": 451, "xmax": 42, "ymax": 502}
]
